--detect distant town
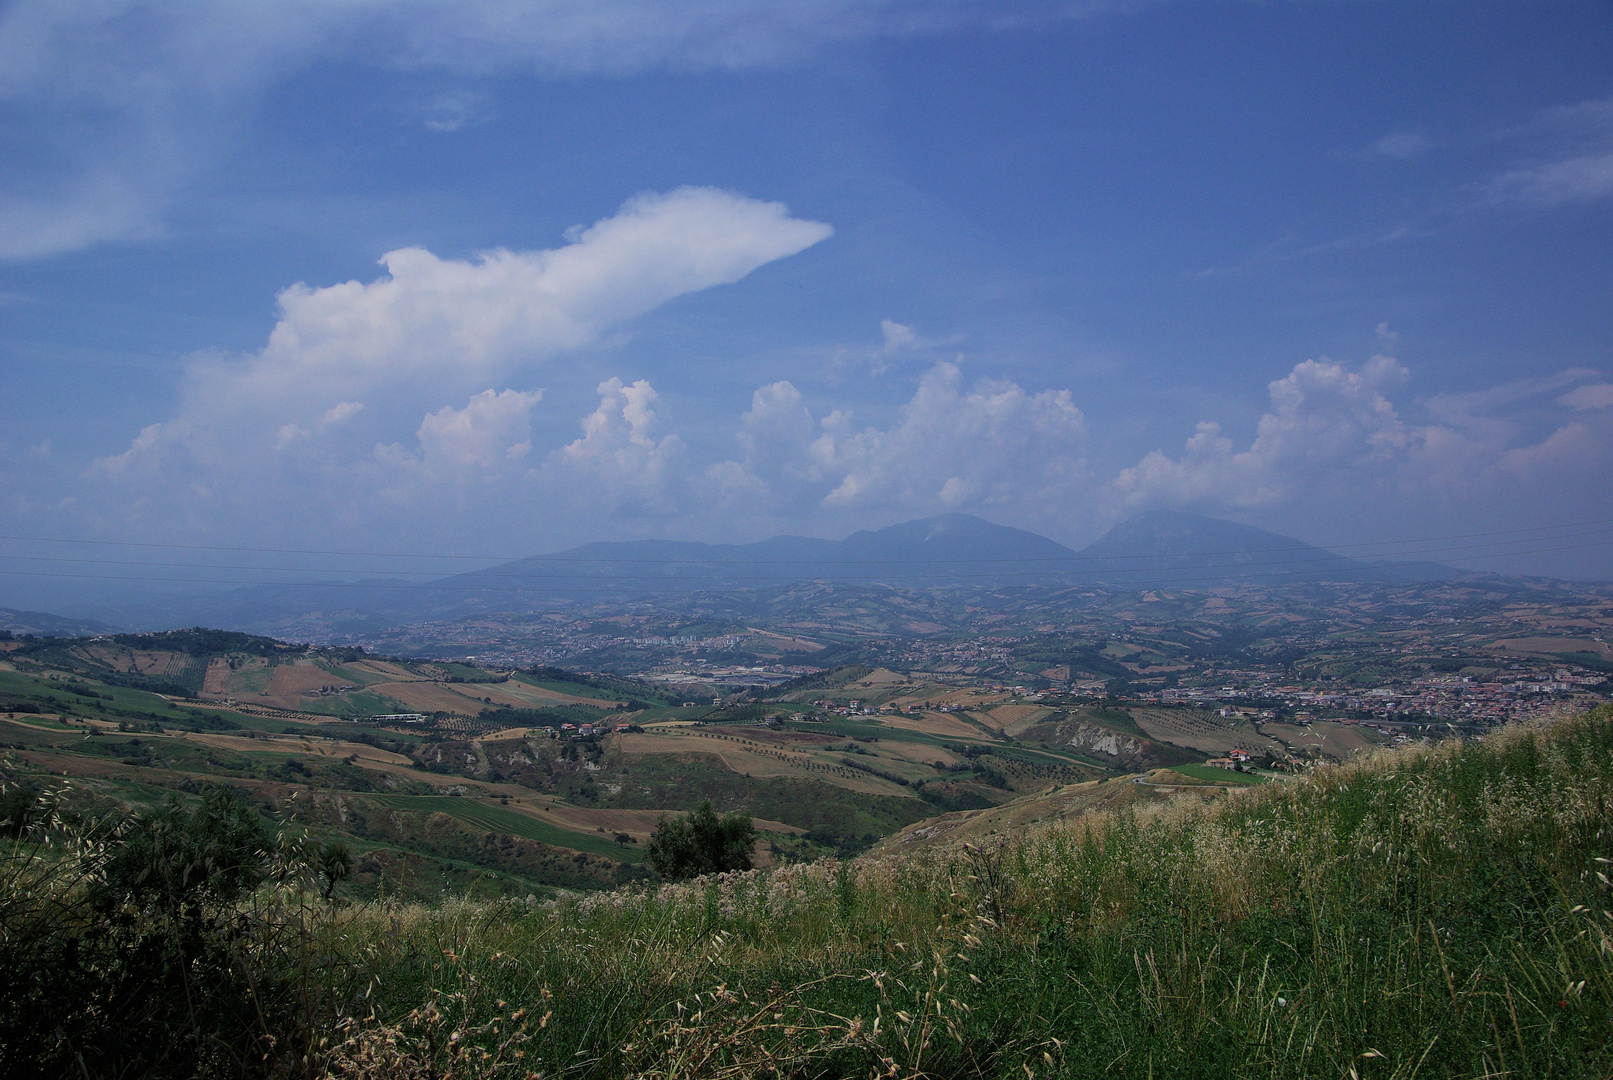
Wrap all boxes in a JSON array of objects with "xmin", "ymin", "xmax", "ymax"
[{"xmin": 265, "ymin": 574, "xmax": 1610, "ymax": 737}]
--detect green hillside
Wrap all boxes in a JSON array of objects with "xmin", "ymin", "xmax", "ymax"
[{"xmin": 4, "ymin": 707, "xmax": 1610, "ymax": 1077}]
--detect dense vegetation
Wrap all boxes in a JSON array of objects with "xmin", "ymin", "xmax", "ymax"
[
  {"xmin": 644, "ymin": 800, "xmax": 757, "ymax": 881},
  {"xmin": 473, "ymin": 705, "xmax": 602, "ymax": 730},
  {"xmin": 2, "ymin": 707, "xmax": 1610, "ymax": 1077}
]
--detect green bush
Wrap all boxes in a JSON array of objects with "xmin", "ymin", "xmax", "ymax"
[
  {"xmin": 644, "ymin": 800, "xmax": 756, "ymax": 881},
  {"xmin": 0, "ymin": 786, "xmax": 324, "ymax": 1079},
  {"xmin": 98, "ymin": 786, "xmax": 269, "ymax": 911}
]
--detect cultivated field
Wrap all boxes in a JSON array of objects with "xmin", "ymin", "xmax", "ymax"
[
  {"xmin": 1, "ymin": 631, "xmax": 1467, "ymax": 902},
  {"xmin": 1129, "ymin": 704, "xmax": 1285, "ymax": 755},
  {"xmin": 618, "ymin": 731, "xmax": 912, "ymax": 797},
  {"xmin": 12, "ymin": 710, "xmax": 1608, "ymax": 1077}
]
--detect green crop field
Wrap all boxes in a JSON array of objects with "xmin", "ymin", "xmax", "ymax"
[
  {"xmin": 366, "ymin": 794, "xmax": 641, "ymax": 861},
  {"xmin": 782, "ymin": 718, "xmax": 1083, "ymax": 768},
  {"xmin": 1168, "ymin": 762, "xmax": 1268, "ymax": 784}
]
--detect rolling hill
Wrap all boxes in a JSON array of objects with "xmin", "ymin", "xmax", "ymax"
[{"xmin": 0, "ymin": 607, "xmax": 120, "ymax": 636}]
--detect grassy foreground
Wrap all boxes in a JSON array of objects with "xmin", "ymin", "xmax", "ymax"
[{"xmin": 5, "ymin": 708, "xmax": 1613, "ymax": 1078}]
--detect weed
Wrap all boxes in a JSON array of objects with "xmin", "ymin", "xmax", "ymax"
[{"xmin": 3, "ymin": 709, "xmax": 1612, "ymax": 1077}]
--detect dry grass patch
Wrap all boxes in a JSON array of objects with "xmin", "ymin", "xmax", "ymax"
[
  {"xmin": 883, "ymin": 711, "xmax": 981, "ymax": 740},
  {"xmin": 368, "ymin": 681, "xmax": 505, "ymax": 715},
  {"xmin": 877, "ymin": 775, "xmax": 1176, "ymax": 852},
  {"xmin": 616, "ymin": 732, "xmax": 912, "ymax": 797},
  {"xmin": 1261, "ymin": 719, "xmax": 1389, "ymax": 758},
  {"xmin": 1491, "ymin": 635, "xmax": 1613, "ymax": 658},
  {"xmin": 201, "ymin": 657, "xmax": 233, "ymax": 696},
  {"xmin": 497, "ymin": 681, "xmax": 624, "ymax": 709},
  {"xmin": 976, "ymin": 703, "xmax": 1044, "ymax": 733},
  {"xmin": 850, "ymin": 668, "xmax": 909, "ymax": 688},
  {"xmin": 1130, "ymin": 705, "xmax": 1285, "ymax": 756},
  {"xmin": 269, "ymin": 661, "xmax": 355, "ymax": 699}
]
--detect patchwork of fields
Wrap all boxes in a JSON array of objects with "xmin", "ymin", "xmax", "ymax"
[{"xmin": 1, "ymin": 632, "xmax": 1398, "ymax": 898}]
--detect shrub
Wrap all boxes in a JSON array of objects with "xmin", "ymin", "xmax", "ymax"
[
  {"xmin": 0, "ymin": 785, "xmax": 311, "ymax": 1079},
  {"xmin": 644, "ymin": 800, "xmax": 756, "ymax": 881},
  {"xmin": 0, "ymin": 783, "xmax": 41, "ymax": 839},
  {"xmin": 98, "ymin": 785, "xmax": 269, "ymax": 912}
]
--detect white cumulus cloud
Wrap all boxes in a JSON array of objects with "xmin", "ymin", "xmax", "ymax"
[
  {"xmin": 91, "ymin": 187, "xmax": 828, "ymax": 478},
  {"xmin": 81, "ymin": 189, "xmax": 824, "ymax": 540},
  {"xmin": 257, "ymin": 187, "xmax": 830, "ymax": 389},
  {"xmin": 392, "ymin": 388, "xmax": 540, "ymax": 473},
  {"xmin": 880, "ymin": 319, "xmax": 917, "ymax": 353},
  {"xmin": 542, "ymin": 377, "xmax": 687, "ymax": 514},
  {"xmin": 712, "ymin": 362, "xmax": 1088, "ymax": 526},
  {"xmin": 1114, "ymin": 356, "xmax": 1409, "ymax": 509},
  {"xmin": 1109, "ymin": 355, "xmax": 1613, "ymax": 551},
  {"xmin": 368, "ymin": 388, "xmax": 541, "ymax": 505},
  {"xmin": 321, "ymin": 401, "xmax": 365, "ymax": 426}
]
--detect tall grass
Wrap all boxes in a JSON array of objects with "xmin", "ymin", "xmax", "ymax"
[{"xmin": 4, "ymin": 708, "xmax": 1612, "ymax": 1078}]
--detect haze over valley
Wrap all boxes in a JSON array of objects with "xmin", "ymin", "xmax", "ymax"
[{"xmin": 2, "ymin": 3, "xmax": 1611, "ymax": 1075}]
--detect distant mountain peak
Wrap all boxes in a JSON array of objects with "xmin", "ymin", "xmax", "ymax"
[
  {"xmin": 1084, "ymin": 510, "xmax": 1325, "ymax": 557},
  {"xmin": 39, "ymin": 511, "xmax": 1457, "ymax": 632},
  {"xmin": 1077, "ymin": 509, "xmax": 1453, "ymax": 585},
  {"xmin": 839, "ymin": 514, "xmax": 1076, "ymax": 561}
]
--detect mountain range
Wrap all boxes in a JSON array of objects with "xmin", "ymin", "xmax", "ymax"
[
  {"xmin": 0, "ymin": 607, "xmax": 120, "ymax": 637},
  {"xmin": 444, "ymin": 509, "xmax": 1451, "ymax": 600},
  {"xmin": 5, "ymin": 511, "xmax": 1460, "ymax": 634}
]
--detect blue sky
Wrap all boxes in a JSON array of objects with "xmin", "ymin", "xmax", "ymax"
[{"xmin": 2, "ymin": 0, "xmax": 1612, "ymax": 602}]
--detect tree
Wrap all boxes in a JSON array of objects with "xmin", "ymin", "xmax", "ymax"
[
  {"xmin": 99, "ymin": 784, "xmax": 269, "ymax": 913},
  {"xmin": 317, "ymin": 839, "xmax": 353, "ymax": 900},
  {"xmin": 0, "ymin": 782, "xmax": 41, "ymax": 839},
  {"xmin": 644, "ymin": 800, "xmax": 756, "ymax": 881}
]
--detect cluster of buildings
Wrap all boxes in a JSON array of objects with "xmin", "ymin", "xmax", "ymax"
[
  {"xmin": 632, "ymin": 634, "xmax": 744, "ymax": 650},
  {"xmin": 809, "ymin": 698, "xmax": 879, "ymax": 717},
  {"xmin": 645, "ymin": 662, "xmax": 820, "ymax": 689},
  {"xmin": 890, "ymin": 638, "xmax": 1021, "ymax": 669},
  {"xmin": 1132, "ymin": 665, "xmax": 1607, "ymax": 725}
]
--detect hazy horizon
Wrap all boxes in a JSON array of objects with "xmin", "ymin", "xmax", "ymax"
[{"xmin": 3, "ymin": 0, "xmax": 1612, "ymax": 614}]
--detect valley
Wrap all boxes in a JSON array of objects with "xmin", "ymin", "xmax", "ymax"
[
  {"xmin": 5, "ymin": 597, "xmax": 1606, "ymax": 901},
  {"xmin": 2, "ymin": 514, "xmax": 1608, "ymax": 901}
]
